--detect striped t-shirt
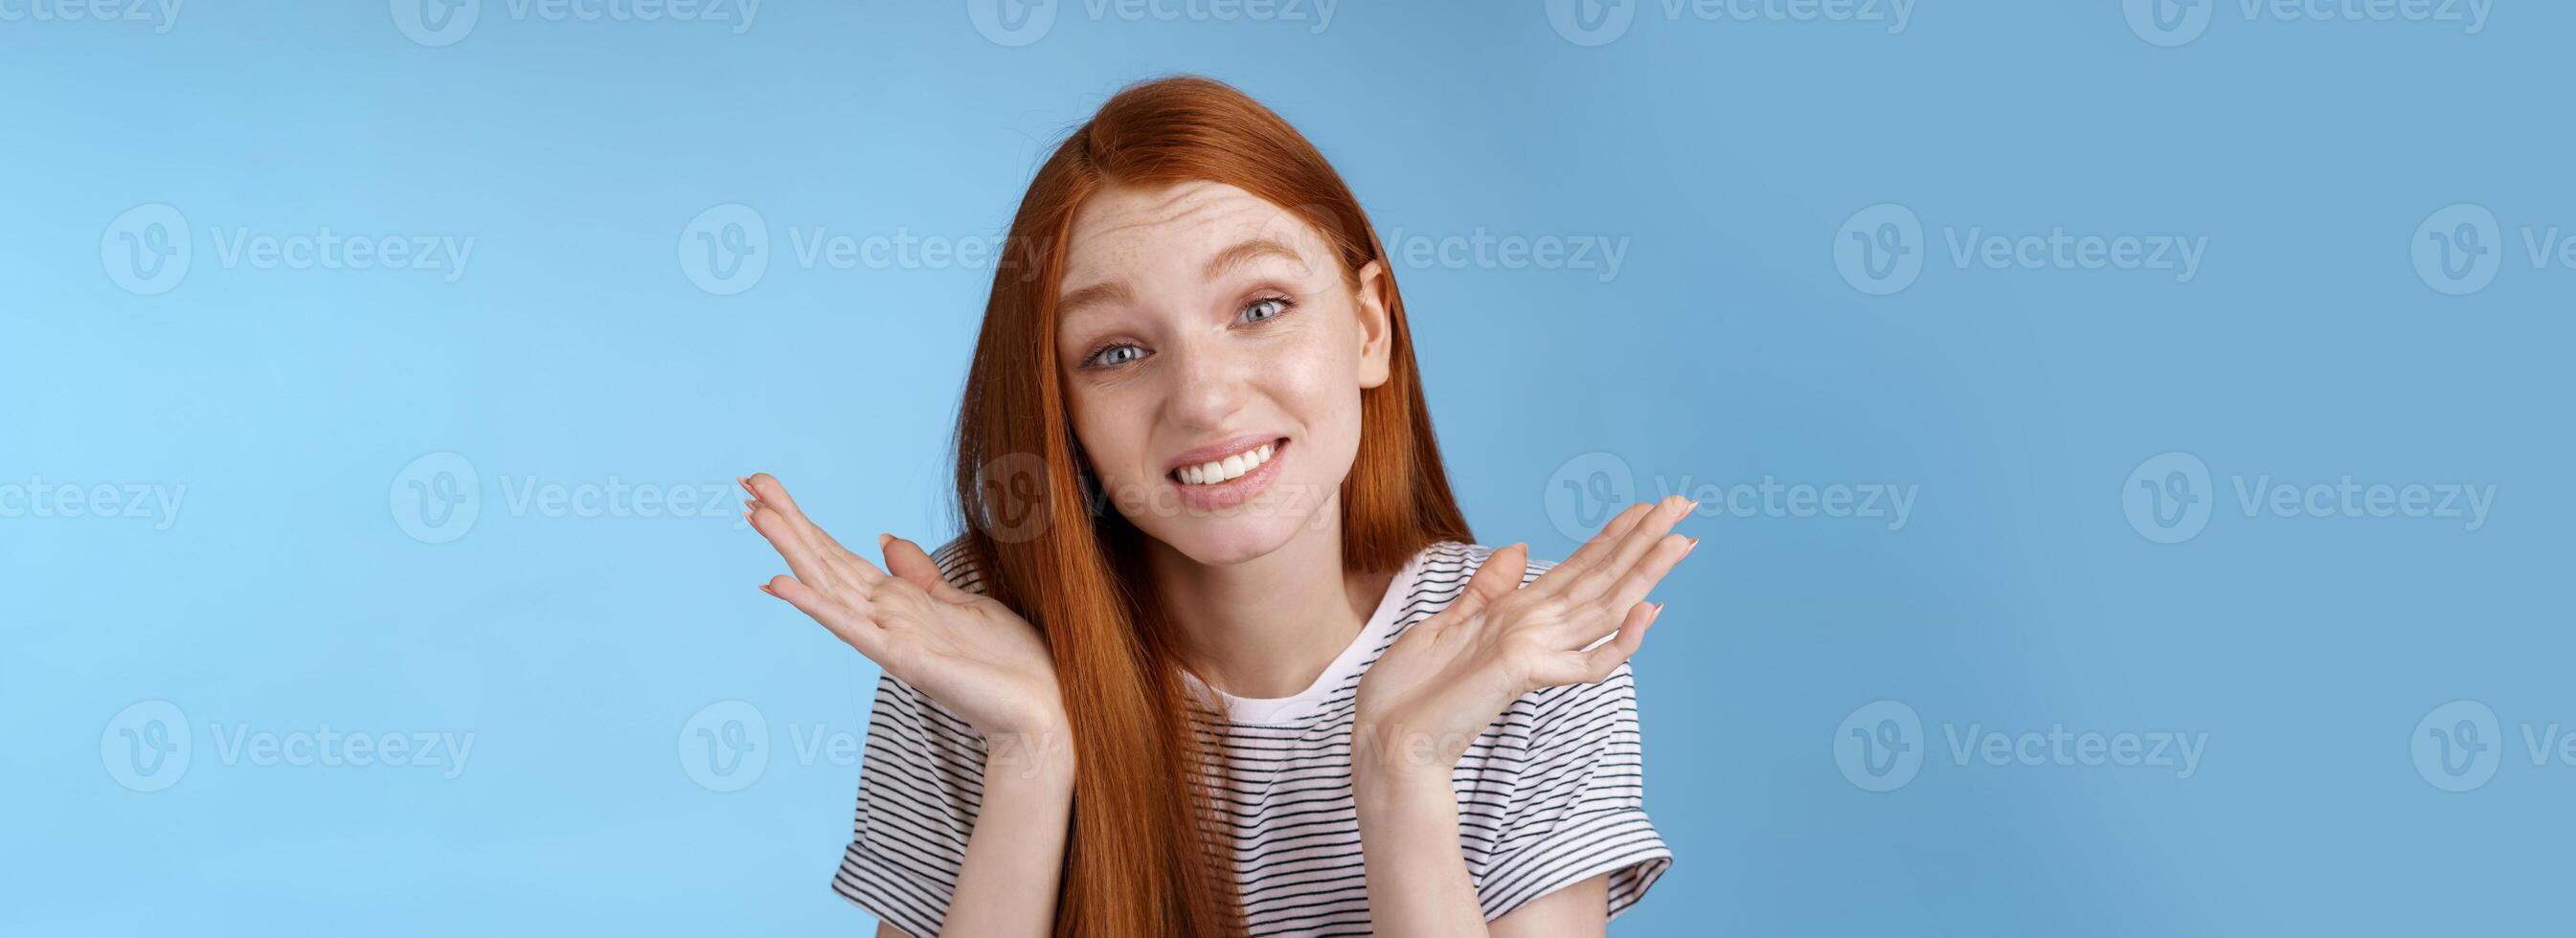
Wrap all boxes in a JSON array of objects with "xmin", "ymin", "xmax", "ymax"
[{"xmin": 831, "ymin": 537, "xmax": 1672, "ymax": 937}]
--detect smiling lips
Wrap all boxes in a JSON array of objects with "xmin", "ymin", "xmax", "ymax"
[
  {"xmin": 1163, "ymin": 435, "xmax": 1290, "ymax": 511},
  {"xmin": 1171, "ymin": 438, "xmax": 1279, "ymax": 486}
]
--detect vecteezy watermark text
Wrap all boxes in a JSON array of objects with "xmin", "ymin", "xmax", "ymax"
[
  {"xmin": 967, "ymin": 0, "xmax": 1337, "ymax": 47},
  {"xmin": 0, "ymin": 477, "xmax": 185, "ymax": 530},
  {"xmin": 2121, "ymin": 451, "xmax": 2496, "ymax": 544},
  {"xmin": 101, "ymin": 203, "xmax": 475, "ymax": 296},
  {"xmin": 390, "ymin": 451, "xmax": 749, "ymax": 544},
  {"xmin": 0, "ymin": 0, "xmax": 181, "ymax": 31},
  {"xmin": 1546, "ymin": 451, "xmax": 1917, "ymax": 540},
  {"xmin": 1379, "ymin": 227, "xmax": 1631, "ymax": 282},
  {"xmin": 1835, "ymin": 203, "xmax": 2207, "ymax": 295},
  {"xmin": 391, "ymin": 0, "xmax": 760, "ymax": 47},
  {"xmin": 102, "ymin": 701, "xmax": 476, "ymax": 792},
  {"xmin": 2125, "ymin": 0, "xmax": 2491, "ymax": 47},
  {"xmin": 1834, "ymin": 700, "xmax": 2207, "ymax": 792},
  {"xmin": 1547, "ymin": 0, "xmax": 1915, "ymax": 46}
]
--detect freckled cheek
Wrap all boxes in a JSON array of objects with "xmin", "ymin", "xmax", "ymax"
[{"xmin": 1066, "ymin": 392, "xmax": 1155, "ymax": 488}]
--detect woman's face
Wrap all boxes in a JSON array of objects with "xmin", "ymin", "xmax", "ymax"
[{"xmin": 1054, "ymin": 180, "xmax": 1391, "ymax": 566}]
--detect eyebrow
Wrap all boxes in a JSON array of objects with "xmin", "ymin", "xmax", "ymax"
[{"xmin": 1054, "ymin": 237, "xmax": 1311, "ymax": 323}]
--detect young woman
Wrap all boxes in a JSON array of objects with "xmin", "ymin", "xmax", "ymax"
[{"xmin": 738, "ymin": 75, "xmax": 1697, "ymax": 938}]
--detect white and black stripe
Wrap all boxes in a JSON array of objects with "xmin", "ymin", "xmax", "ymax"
[{"xmin": 832, "ymin": 538, "xmax": 1671, "ymax": 937}]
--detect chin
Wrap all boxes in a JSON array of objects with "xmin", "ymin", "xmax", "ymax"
[{"xmin": 1142, "ymin": 506, "xmax": 1315, "ymax": 567}]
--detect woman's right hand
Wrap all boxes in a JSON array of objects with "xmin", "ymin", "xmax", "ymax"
[{"xmin": 739, "ymin": 473, "xmax": 1069, "ymax": 761}]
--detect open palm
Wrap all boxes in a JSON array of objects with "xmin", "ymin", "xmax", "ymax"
[
  {"xmin": 1354, "ymin": 495, "xmax": 1699, "ymax": 777},
  {"xmin": 739, "ymin": 473, "xmax": 1065, "ymax": 748}
]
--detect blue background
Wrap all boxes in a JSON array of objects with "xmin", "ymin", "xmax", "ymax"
[{"xmin": 6, "ymin": 1, "xmax": 2569, "ymax": 934}]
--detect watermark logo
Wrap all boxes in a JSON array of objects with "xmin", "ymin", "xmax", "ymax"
[
  {"xmin": 390, "ymin": 0, "xmax": 480, "ymax": 45},
  {"xmin": 2121, "ymin": 450, "xmax": 2496, "ymax": 544},
  {"xmin": 679, "ymin": 700, "xmax": 769, "ymax": 792},
  {"xmin": 966, "ymin": 0, "xmax": 1056, "ymax": 45},
  {"xmin": 969, "ymin": 0, "xmax": 1333, "ymax": 45},
  {"xmin": 2123, "ymin": 0, "xmax": 2212, "ymax": 46},
  {"xmin": 1551, "ymin": 0, "xmax": 1912, "ymax": 44},
  {"xmin": 1546, "ymin": 0, "xmax": 1635, "ymax": 46},
  {"xmin": 1546, "ymin": 451, "xmax": 1920, "ymax": 540},
  {"xmin": 679, "ymin": 203, "xmax": 769, "ymax": 296},
  {"xmin": 0, "ymin": 0, "xmax": 183, "ymax": 33},
  {"xmin": 2407, "ymin": 701, "xmax": 2576, "ymax": 793},
  {"xmin": 2411, "ymin": 700, "xmax": 2500, "ymax": 793},
  {"xmin": 394, "ymin": 0, "xmax": 756, "ymax": 46},
  {"xmin": 102, "ymin": 702, "xmax": 475, "ymax": 790},
  {"xmin": 392, "ymin": 451, "xmax": 482, "ymax": 544},
  {"xmin": 1546, "ymin": 452, "xmax": 1640, "ymax": 540},
  {"xmin": 2122, "ymin": 451, "xmax": 2212, "ymax": 544},
  {"xmin": 1834, "ymin": 202, "xmax": 1922, "ymax": 295},
  {"xmin": 101, "ymin": 203, "xmax": 192, "ymax": 296},
  {"xmin": 2124, "ymin": 0, "xmax": 2490, "ymax": 47},
  {"xmin": 102, "ymin": 204, "xmax": 474, "ymax": 295},
  {"xmin": 391, "ymin": 452, "xmax": 753, "ymax": 544},
  {"xmin": 1837, "ymin": 700, "xmax": 2208, "ymax": 791},
  {"xmin": 972, "ymin": 452, "xmax": 1058, "ymax": 544},
  {"xmin": 1833, "ymin": 700, "xmax": 1922, "ymax": 792},
  {"xmin": 102, "ymin": 701, "xmax": 192, "ymax": 793},
  {"xmin": 1837, "ymin": 202, "xmax": 2209, "ymax": 295},
  {"xmin": 2411, "ymin": 203, "xmax": 2501, "ymax": 295}
]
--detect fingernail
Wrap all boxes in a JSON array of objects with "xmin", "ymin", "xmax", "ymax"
[
  {"xmin": 1683, "ymin": 536, "xmax": 1700, "ymax": 555},
  {"xmin": 878, "ymin": 532, "xmax": 893, "ymax": 550},
  {"xmin": 1652, "ymin": 601, "xmax": 1666, "ymax": 618},
  {"xmin": 757, "ymin": 583, "xmax": 774, "ymax": 595}
]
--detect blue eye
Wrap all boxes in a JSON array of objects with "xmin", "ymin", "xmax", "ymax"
[
  {"xmin": 1240, "ymin": 295, "xmax": 1296, "ymax": 324},
  {"xmin": 1080, "ymin": 296, "xmax": 1296, "ymax": 370},
  {"xmin": 1085, "ymin": 343, "xmax": 1143, "ymax": 368}
]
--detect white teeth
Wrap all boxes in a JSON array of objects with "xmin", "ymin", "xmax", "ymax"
[{"xmin": 1174, "ymin": 439, "xmax": 1278, "ymax": 485}]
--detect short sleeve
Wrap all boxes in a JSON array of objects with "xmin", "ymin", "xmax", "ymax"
[
  {"xmin": 829, "ymin": 537, "xmax": 994, "ymax": 937},
  {"xmin": 1472, "ymin": 659, "xmax": 1673, "ymax": 923}
]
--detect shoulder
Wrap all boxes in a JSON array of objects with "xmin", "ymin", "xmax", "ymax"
[
  {"xmin": 1409, "ymin": 539, "xmax": 1563, "ymax": 600},
  {"xmin": 1412, "ymin": 538, "xmax": 1546, "ymax": 582}
]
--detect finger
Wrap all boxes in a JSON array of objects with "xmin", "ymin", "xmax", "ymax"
[
  {"xmin": 1592, "ymin": 531, "xmax": 1694, "ymax": 629},
  {"xmin": 1567, "ymin": 600, "xmax": 1660, "ymax": 684},
  {"xmin": 762, "ymin": 574, "xmax": 888, "ymax": 659},
  {"xmin": 1563, "ymin": 495, "xmax": 1696, "ymax": 607},
  {"xmin": 745, "ymin": 474, "xmax": 884, "ymax": 589},
  {"xmin": 1528, "ymin": 501, "xmax": 1654, "ymax": 596},
  {"xmin": 748, "ymin": 502, "xmax": 841, "ymax": 592},
  {"xmin": 1446, "ymin": 542, "xmax": 1529, "ymax": 622},
  {"xmin": 745, "ymin": 473, "xmax": 858, "ymax": 556},
  {"xmin": 883, "ymin": 533, "xmax": 975, "ymax": 604}
]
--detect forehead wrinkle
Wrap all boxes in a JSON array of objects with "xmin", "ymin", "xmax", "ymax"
[{"xmin": 1058, "ymin": 182, "xmax": 1318, "ymax": 317}]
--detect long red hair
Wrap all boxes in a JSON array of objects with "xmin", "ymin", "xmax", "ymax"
[{"xmin": 947, "ymin": 75, "xmax": 1473, "ymax": 937}]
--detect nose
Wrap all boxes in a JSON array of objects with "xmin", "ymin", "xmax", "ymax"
[{"xmin": 1160, "ymin": 330, "xmax": 1253, "ymax": 431}]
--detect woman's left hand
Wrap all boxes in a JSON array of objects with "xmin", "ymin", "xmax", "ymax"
[{"xmin": 1352, "ymin": 494, "xmax": 1701, "ymax": 785}]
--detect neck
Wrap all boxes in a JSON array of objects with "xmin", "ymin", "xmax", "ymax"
[{"xmin": 1146, "ymin": 502, "xmax": 1394, "ymax": 702}]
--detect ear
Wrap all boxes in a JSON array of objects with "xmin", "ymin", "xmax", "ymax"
[{"xmin": 1352, "ymin": 258, "xmax": 1393, "ymax": 391}]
